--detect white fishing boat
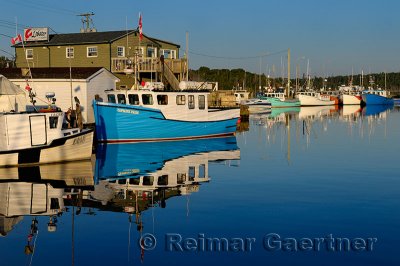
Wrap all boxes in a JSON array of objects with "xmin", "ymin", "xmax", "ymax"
[
  {"xmin": 0, "ymin": 75, "xmax": 94, "ymax": 167},
  {"xmin": 338, "ymin": 85, "xmax": 363, "ymax": 105},
  {"xmin": 296, "ymin": 91, "xmax": 335, "ymax": 106}
]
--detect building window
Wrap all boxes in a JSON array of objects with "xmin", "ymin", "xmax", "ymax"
[
  {"xmin": 147, "ymin": 47, "xmax": 157, "ymax": 58},
  {"xmin": 117, "ymin": 46, "xmax": 125, "ymax": 57},
  {"xmin": 87, "ymin": 46, "xmax": 98, "ymax": 57},
  {"xmin": 198, "ymin": 95, "xmax": 205, "ymax": 109},
  {"xmin": 161, "ymin": 49, "xmax": 176, "ymax": 59},
  {"xmin": 66, "ymin": 47, "xmax": 74, "ymax": 58},
  {"xmin": 128, "ymin": 94, "xmax": 139, "ymax": 105},
  {"xmin": 142, "ymin": 94, "xmax": 153, "ymax": 105},
  {"xmin": 176, "ymin": 95, "xmax": 185, "ymax": 105},
  {"xmin": 26, "ymin": 49, "xmax": 33, "ymax": 59},
  {"xmin": 157, "ymin": 95, "xmax": 168, "ymax": 105},
  {"xmin": 188, "ymin": 95, "xmax": 195, "ymax": 109}
]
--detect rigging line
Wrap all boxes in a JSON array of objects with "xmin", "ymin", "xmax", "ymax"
[
  {"xmin": 188, "ymin": 49, "xmax": 287, "ymax": 60},
  {"xmin": 29, "ymin": 229, "xmax": 39, "ymax": 266}
]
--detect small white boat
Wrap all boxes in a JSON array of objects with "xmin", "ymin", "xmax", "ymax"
[
  {"xmin": 241, "ymin": 98, "xmax": 272, "ymax": 114},
  {"xmin": 0, "ymin": 75, "xmax": 93, "ymax": 167},
  {"xmin": 296, "ymin": 91, "xmax": 335, "ymax": 106}
]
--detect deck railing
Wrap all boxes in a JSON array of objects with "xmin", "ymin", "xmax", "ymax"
[{"xmin": 111, "ymin": 57, "xmax": 187, "ymax": 74}]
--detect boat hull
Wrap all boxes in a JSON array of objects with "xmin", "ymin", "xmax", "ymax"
[
  {"xmin": 297, "ymin": 95, "xmax": 335, "ymax": 106},
  {"xmin": 340, "ymin": 94, "xmax": 362, "ymax": 105},
  {"xmin": 261, "ymin": 97, "xmax": 301, "ymax": 107},
  {"xmin": 362, "ymin": 94, "xmax": 394, "ymax": 105},
  {"xmin": 93, "ymin": 102, "xmax": 239, "ymax": 142},
  {"xmin": 0, "ymin": 130, "xmax": 94, "ymax": 167}
]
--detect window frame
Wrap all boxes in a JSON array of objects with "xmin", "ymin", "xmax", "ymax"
[
  {"xmin": 198, "ymin": 95, "xmax": 206, "ymax": 110},
  {"xmin": 117, "ymin": 46, "xmax": 125, "ymax": 57},
  {"xmin": 188, "ymin": 95, "xmax": 195, "ymax": 109},
  {"xmin": 87, "ymin": 46, "xmax": 98, "ymax": 57},
  {"xmin": 66, "ymin": 47, "xmax": 74, "ymax": 58},
  {"xmin": 176, "ymin": 95, "xmax": 186, "ymax": 105},
  {"xmin": 26, "ymin": 49, "xmax": 33, "ymax": 59}
]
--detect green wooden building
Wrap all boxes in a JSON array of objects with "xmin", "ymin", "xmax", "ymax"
[{"xmin": 13, "ymin": 29, "xmax": 187, "ymax": 89}]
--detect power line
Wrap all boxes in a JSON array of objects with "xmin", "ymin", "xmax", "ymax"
[
  {"xmin": 7, "ymin": 0, "xmax": 79, "ymax": 16},
  {"xmin": 188, "ymin": 49, "xmax": 288, "ymax": 60}
]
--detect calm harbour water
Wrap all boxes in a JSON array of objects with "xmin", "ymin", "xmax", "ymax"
[{"xmin": 1, "ymin": 105, "xmax": 399, "ymax": 266}]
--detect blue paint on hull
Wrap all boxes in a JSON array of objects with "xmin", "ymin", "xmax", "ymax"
[
  {"xmin": 95, "ymin": 136, "xmax": 239, "ymax": 180},
  {"xmin": 361, "ymin": 94, "xmax": 394, "ymax": 105},
  {"xmin": 93, "ymin": 101, "xmax": 239, "ymax": 142},
  {"xmin": 363, "ymin": 105, "xmax": 393, "ymax": 116}
]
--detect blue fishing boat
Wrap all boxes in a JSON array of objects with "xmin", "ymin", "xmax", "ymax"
[
  {"xmin": 361, "ymin": 90, "xmax": 394, "ymax": 105},
  {"xmin": 95, "ymin": 136, "xmax": 240, "ymax": 181},
  {"xmin": 93, "ymin": 87, "xmax": 240, "ymax": 143}
]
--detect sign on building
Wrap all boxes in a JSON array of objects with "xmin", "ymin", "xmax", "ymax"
[{"xmin": 24, "ymin": 28, "xmax": 49, "ymax": 42}]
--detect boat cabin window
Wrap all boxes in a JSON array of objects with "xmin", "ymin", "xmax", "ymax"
[
  {"xmin": 176, "ymin": 95, "xmax": 186, "ymax": 105},
  {"xmin": 49, "ymin": 116, "xmax": 58, "ymax": 129},
  {"xmin": 143, "ymin": 176, "xmax": 154, "ymax": 186},
  {"xmin": 158, "ymin": 175, "xmax": 168, "ymax": 185},
  {"xmin": 189, "ymin": 166, "xmax": 195, "ymax": 181},
  {"xmin": 177, "ymin": 173, "xmax": 186, "ymax": 184},
  {"xmin": 117, "ymin": 94, "xmax": 126, "ymax": 104},
  {"xmin": 188, "ymin": 95, "xmax": 195, "ymax": 109},
  {"xmin": 199, "ymin": 164, "xmax": 206, "ymax": 178},
  {"xmin": 118, "ymin": 179, "xmax": 126, "ymax": 184},
  {"xmin": 157, "ymin": 95, "xmax": 168, "ymax": 105},
  {"xmin": 198, "ymin": 95, "xmax": 206, "ymax": 110},
  {"xmin": 142, "ymin": 94, "xmax": 153, "ymax": 105},
  {"xmin": 107, "ymin": 94, "xmax": 116, "ymax": 103},
  {"xmin": 129, "ymin": 178, "xmax": 140, "ymax": 185},
  {"xmin": 128, "ymin": 94, "xmax": 139, "ymax": 105}
]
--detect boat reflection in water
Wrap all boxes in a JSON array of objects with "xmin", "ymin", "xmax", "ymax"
[
  {"xmin": 92, "ymin": 137, "xmax": 240, "ymax": 207},
  {"xmin": 0, "ymin": 160, "xmax": 93, "ymax": 255},
  {"xmin": 362, "ymin": 104, "xmax": 393, "ymax": 117}
]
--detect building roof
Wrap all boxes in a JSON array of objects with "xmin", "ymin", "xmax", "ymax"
[
  {"xmin": 0, "ymin": 67, "xmax": 110, "ymax": 79},
  {"xmin": 13, "ymin": 30, "xmax": 180, "ymax": 48}
]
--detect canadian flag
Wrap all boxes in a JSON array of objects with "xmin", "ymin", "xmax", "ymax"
[
  {"xmin": 11, "ymin": 34, "xmax": 22, "ymax": 45},
  {"xmin": 138, "ymin": 13, "xmax": 143, "ymax": 41}
]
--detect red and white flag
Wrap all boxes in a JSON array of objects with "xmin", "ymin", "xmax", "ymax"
[
  {"xmin": 138, "ymin": 13, "xmax": 143, "ymax": 41},
  {"xmin": 11, "ymin": 34, "xmax": 22, "ymax": 45}
]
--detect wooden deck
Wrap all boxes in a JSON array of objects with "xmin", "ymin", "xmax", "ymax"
[{"xmin": 111, "ymin": 57, "xmax": 187, "ymax": 75}]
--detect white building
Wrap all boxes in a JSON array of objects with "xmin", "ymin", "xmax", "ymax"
[{"xmin": 1, "ymin": 67, "xmax": 119, "ymax": 124}]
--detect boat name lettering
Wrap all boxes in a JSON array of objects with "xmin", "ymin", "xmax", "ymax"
[
  {"xmin": 118, "ymin": 169, "xmax": 140, "ymax": 176},
  {"xmin": 117, "ymin": 108, "xmax": 139, "ymax": 115}
]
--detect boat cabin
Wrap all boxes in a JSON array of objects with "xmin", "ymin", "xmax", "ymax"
[
  {"xmin": 264, "ymin": 92, "xmax": 285, "ymax": 100},
  {"xmin": 363, "ymin": 90, "xmax": 389, "ymax": 97}
]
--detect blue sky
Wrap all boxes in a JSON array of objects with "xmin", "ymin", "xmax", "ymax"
[{"xmin": 0, "ymin": 0, "xmax": 399, "ymax": 77}]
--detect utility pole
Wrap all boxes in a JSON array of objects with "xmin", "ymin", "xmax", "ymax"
[{"xmin": 78, "ymin": 13, "xmax": 95, "ymax": 33}]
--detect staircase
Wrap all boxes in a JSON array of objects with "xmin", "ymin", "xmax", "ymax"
[{"xmin": 161, "ymin": 63, "xmax": 180, "ymax": 90}]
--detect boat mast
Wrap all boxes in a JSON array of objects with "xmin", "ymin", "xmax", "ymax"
[{"xmin": 287, "ymin": 48, "xmax": 290, "ymax": 98}]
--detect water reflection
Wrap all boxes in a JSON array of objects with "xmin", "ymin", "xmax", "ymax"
[{"xmin": 0, "ymin": 137, "xmax": 240, "ymax": 264}]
